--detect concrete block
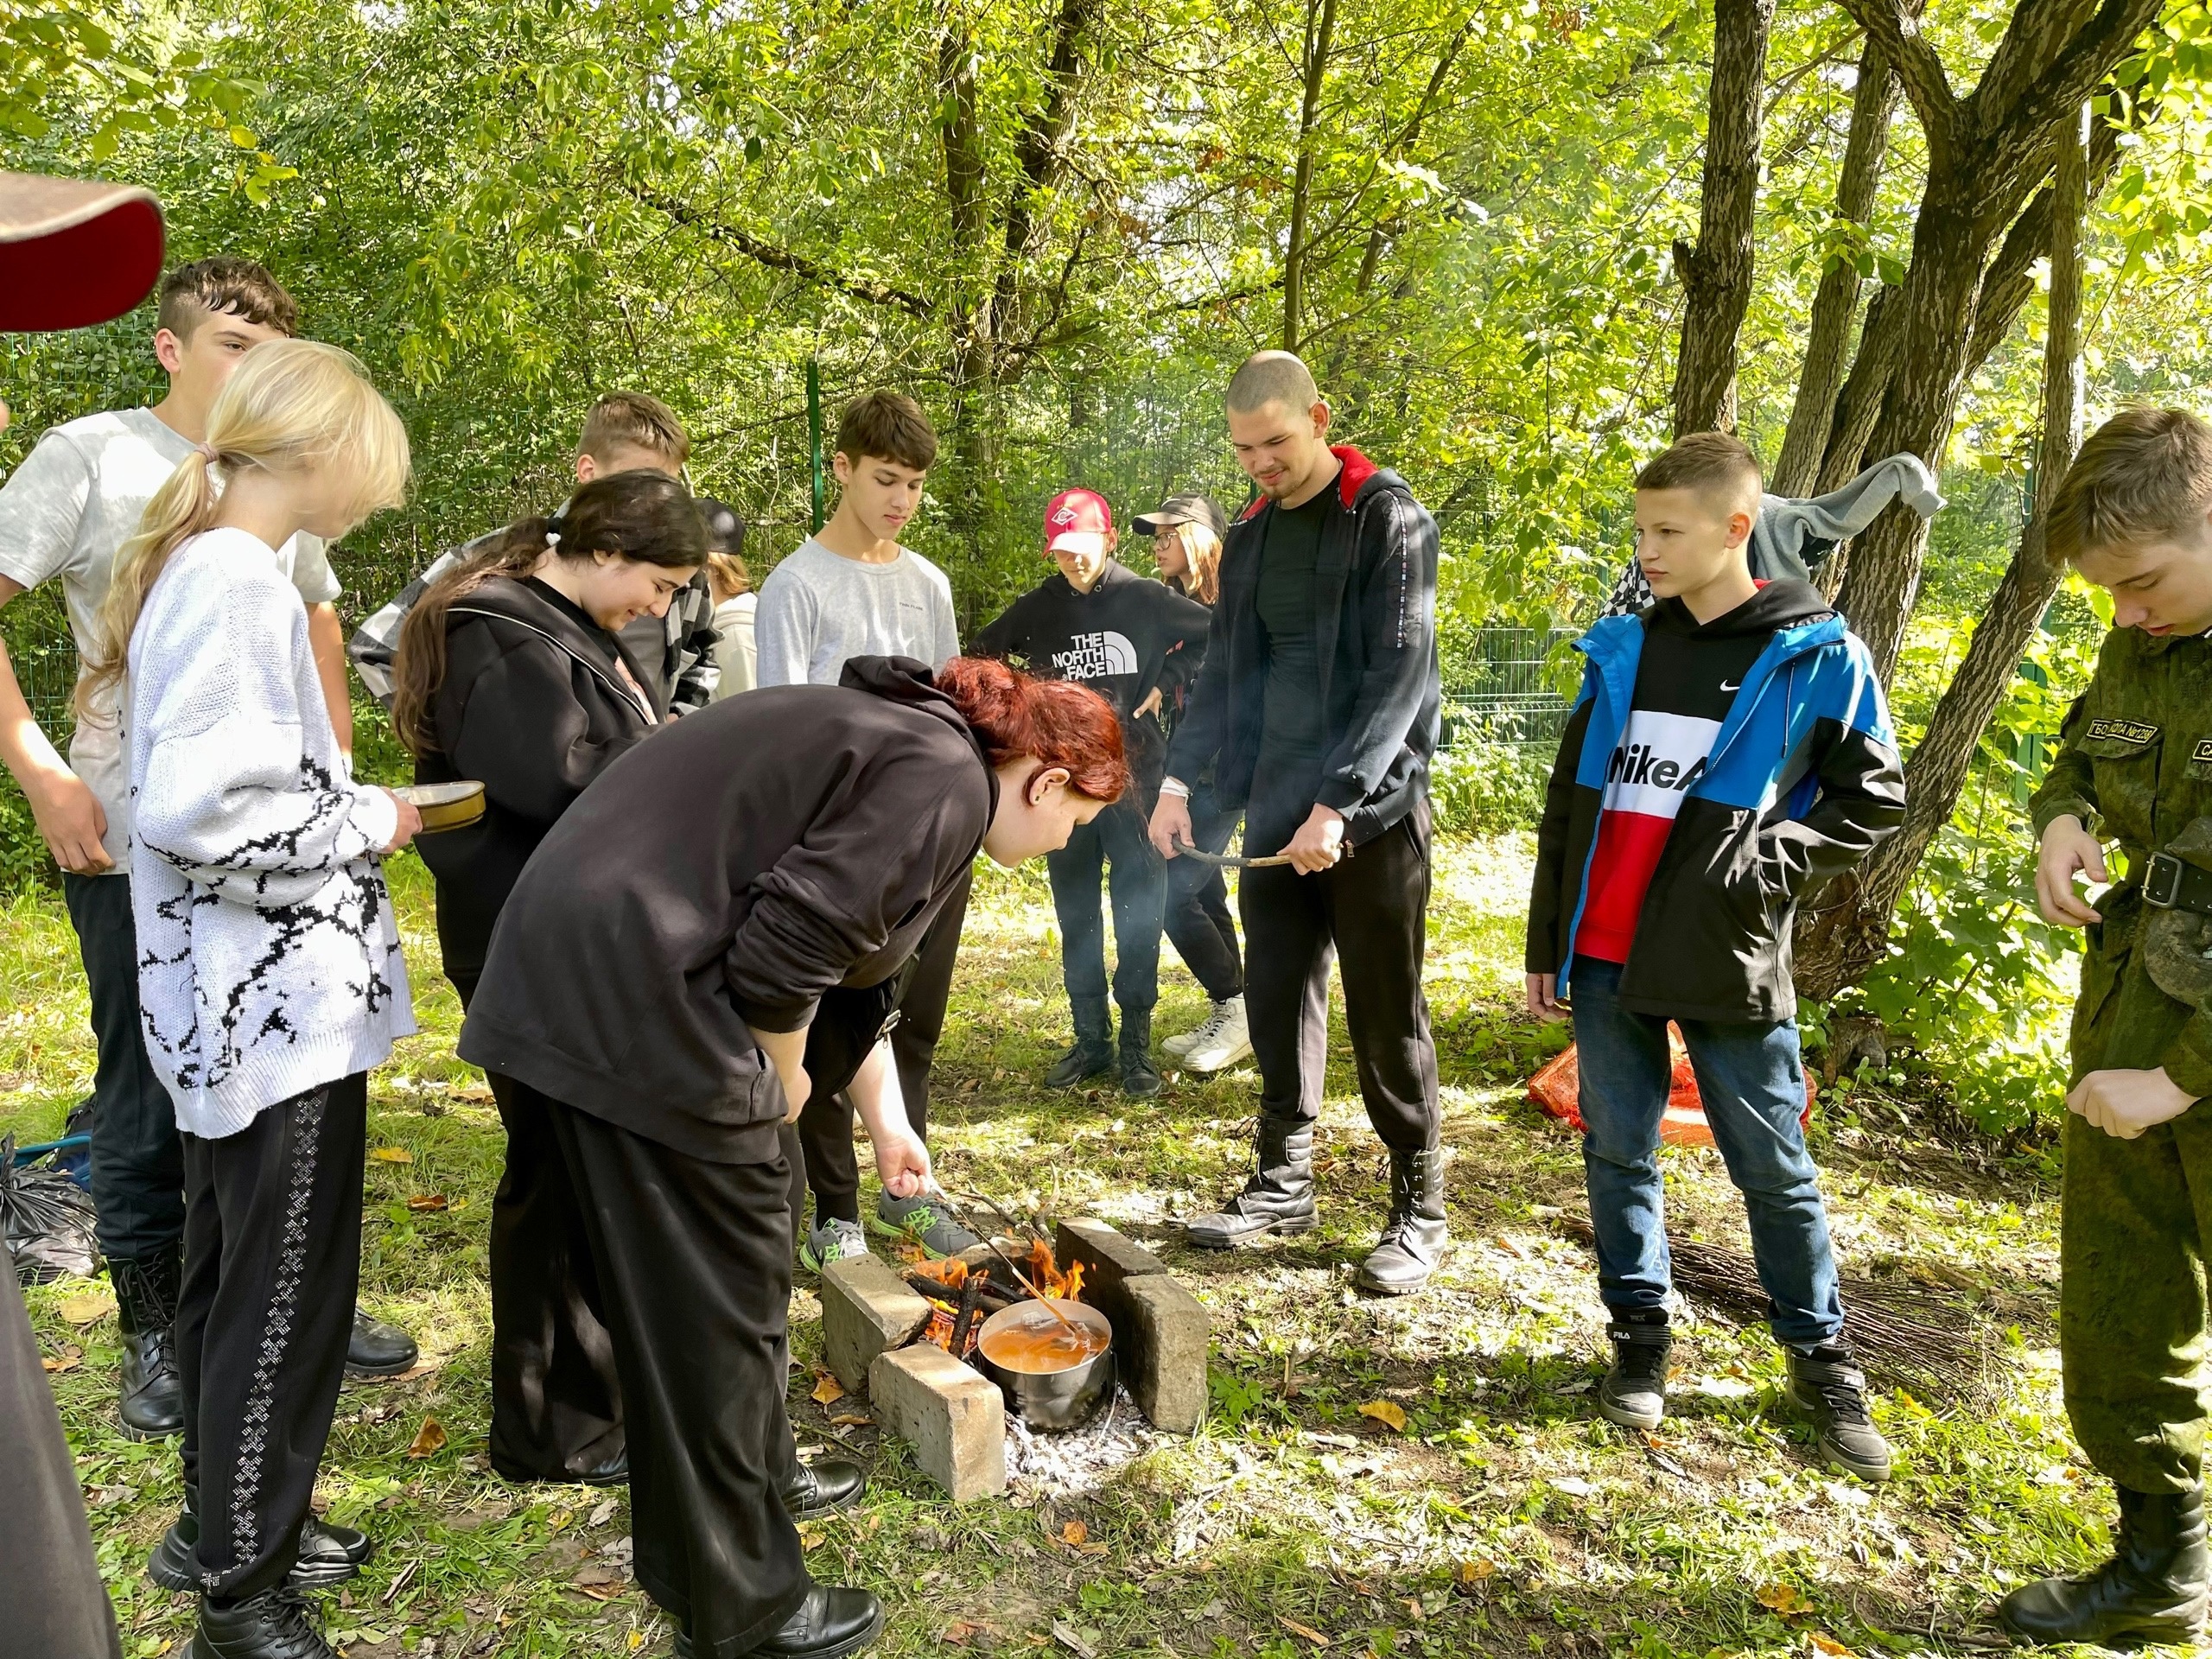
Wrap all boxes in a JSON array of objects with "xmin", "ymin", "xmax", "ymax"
[
  {"xmin": 1052, "ymin": 1217, "xmax": 1208, "ymax": 1434},
  {"xmin": 1055, "ymin": 1216, "xmax": 1170, "ymax": 1309},
  {"xmin": 1120, "ymin": 1273, "xmax": 1210, "ymax": 1434},
  {"xmin": 868, "ymin": 1344, "xmax": 1006, "ymax": 1502},
  {"xmin": 820, "ymin": 1255, "xmax": 931, "ymax": 1394}
]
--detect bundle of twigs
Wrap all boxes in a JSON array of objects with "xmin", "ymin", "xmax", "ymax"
[{"xmin": 1554, "ymin": 1215, "xmax": 2000, "ymax": 1405}]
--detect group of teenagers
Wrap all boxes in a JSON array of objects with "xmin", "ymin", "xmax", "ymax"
[{"xmin": 5, "ymin": 238, "xmax": 2212, "ymax": 1659}]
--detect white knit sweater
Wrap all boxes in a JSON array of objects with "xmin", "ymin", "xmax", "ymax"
[{"xmin": 128, "ymin": 526, "xmax": 415, "ymax": 1138}]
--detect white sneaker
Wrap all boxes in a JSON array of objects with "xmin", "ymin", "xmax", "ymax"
[
  {"xmin": 1163, "ymin": 1001, "xmax": 1228, "ymax": 1059},
  {"xmin": 1183, "ymin": 995, "xmax": 1252, "ymax": 1073}
]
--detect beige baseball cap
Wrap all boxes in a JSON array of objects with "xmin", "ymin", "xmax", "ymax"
[{"xmin": 0, "ymin": 170, "xmax": 165, "ymax": 332}]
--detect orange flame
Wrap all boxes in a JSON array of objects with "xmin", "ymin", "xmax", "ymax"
[
  {"xmin": 1027, "ymin": 1240, "xmax": 1085, "ymax": 1303},
  {"xmin": 911, "ymin": 1256, "xmax": 969, "ymax": 1290}
]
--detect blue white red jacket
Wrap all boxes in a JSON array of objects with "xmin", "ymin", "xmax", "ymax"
[{"xmin": 1524, "ymin": 580, "xmax": 1905, "ymax": 1023}]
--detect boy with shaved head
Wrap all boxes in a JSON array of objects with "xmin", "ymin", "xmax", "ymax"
[{"xmin": 1148, "ymin": 351, "xmax": 1449, "ymax": 1294}]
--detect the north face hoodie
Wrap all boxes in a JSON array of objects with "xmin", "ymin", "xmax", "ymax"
[{"xmin": 1526, "ymin": 579, "xmax": 1905, "ymax": 1023}]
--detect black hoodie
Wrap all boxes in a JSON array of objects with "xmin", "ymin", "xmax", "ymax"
[
  {"xmin": 458, "ymin": 657, "xmax": 997, "ymax": 1163},
  {"xmin": 412, "ymin": 575, "xmax": 658, "ymax": 986}
]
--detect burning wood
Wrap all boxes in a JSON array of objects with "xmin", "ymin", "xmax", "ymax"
[
  {"xmin": 911, "ymin": 1255, "xmax": 969, "ymax": 1290},
  {"xmin": 1027, "ymin": 1239, "xmax": 1085, "ymax": 1303}
]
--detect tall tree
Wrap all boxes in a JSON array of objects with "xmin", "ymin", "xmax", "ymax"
[{"xmin": 1671, "ymin": 0, "xmax": 1778, "ymax": 435}]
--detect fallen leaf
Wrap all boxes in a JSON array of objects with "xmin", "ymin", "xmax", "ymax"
[
  {"xmin": 1808, "ymin": 1635, "xmax": 1853, "ymax": 1656},
  {"xmin": 944, "ymin": 1621, "xmax": 986, "ymax": 1645},
  {"xmin": 41, "ymin": 1343, "xmax": 83, "ymax": 1374},
  {"xmin": 628, "ymin": 1635, "xmax": 646, "ymax": 1652},
  {"xmin": 404, "ymin": 1418, "xmax": 448, "ymax": 1459},
  {"xmin": 1279, "ymin": 1615, "xmax": 1332, "ymax": 1646},
  {"xmin": 370, "ymin": 1147, "xmax": 415, "ymax": 1165},
  {"xmin": 1550, "ymin": 1477, "xmax": 1595, "ymax": 1497},
  {"xmin": 58, "ymin": 1292, "xmax": 114, "ymax": 1325},
  {"xmin": 405, "ymin": 1194, "xmax": 448, "ymax": 1212},
  {"xmin": 1357, "ymin": 1400, "xmax": 1408, "ymax": 1433},
  {"xmin": 587, "ymin": 1497, "xmax": 618, "ymax": 1527},
  {"xmin": 448, "ymin": 1078, "xmax": 495, "ymax": 1103},
  {"xmin": 810, "ymin": 1373, "xmax": 846, "ymax": 1406},
  {"xmin": 1059, "ymin": 1519, "xmax": 1089, "ymax": 1547},
  {"xmin": 828, "ymin": 1412, "xmax": 873, "ymax": 1427},
  {"xmin": 796, "ymin": 1522, "xmax": 826, "ymax": 1549},
  {"xmin": 1758, "ymin": 1583, "xmax": 1811, "ymax": 1617},
  {"xmin": 1454, "ymin": 1559, "xmax": 1497, "ymax": 1587},
  {"xmin": 1051, "ymin": 1620, "xmax": 1101, "ymax": 1659}
]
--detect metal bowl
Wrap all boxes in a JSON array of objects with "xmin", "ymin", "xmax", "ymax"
[
  {"xmin": 975, "ymin": 1297, "xmax": 1116, "ymax": 1432},
  {"xmin": 393, "ymin": 779, "xmax": 486, "ymax": 833}
]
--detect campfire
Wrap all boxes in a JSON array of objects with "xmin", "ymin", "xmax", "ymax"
[{"xmin": 902, "ymin": 1239, "xmax": 1088, "ymax": 1360}]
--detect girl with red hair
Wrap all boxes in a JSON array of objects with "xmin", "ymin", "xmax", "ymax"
[{"xmin": 454, "ymin": 654, "xmax": 1122, "ymax": 1659}]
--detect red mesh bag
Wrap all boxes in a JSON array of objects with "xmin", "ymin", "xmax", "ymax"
[{"xmin": 1527, "ymin": 1027, "xmax": 1815, "ymax": 1149}]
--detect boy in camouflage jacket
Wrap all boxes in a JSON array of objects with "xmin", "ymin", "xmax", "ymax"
[{"xmin": 2005, "ymin": 408, "xmax": 2212, "ymax": 1646}]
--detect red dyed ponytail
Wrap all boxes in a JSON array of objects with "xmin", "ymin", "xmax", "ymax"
[{"xmin": 937, "ymin": 657, "xmax": 1128, "ymax": 802}]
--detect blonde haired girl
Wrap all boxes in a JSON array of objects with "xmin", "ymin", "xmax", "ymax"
[{"xmin": 117, "ymin": 338, "xmax": 421, "ymax": 1657}]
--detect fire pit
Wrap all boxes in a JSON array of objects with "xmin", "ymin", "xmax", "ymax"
[{"xmin": 816, "ymin": 1217, "xmax": 1209, "ymax": 1501}]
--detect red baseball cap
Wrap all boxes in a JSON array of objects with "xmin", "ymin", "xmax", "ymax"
[
  {"xmin": 1045, "ymin": 487, "xmax": 1113, "ymax": 556},
  {"xmin": 0, "ymin": 170, "xmax": 165, "ymax": 333}
]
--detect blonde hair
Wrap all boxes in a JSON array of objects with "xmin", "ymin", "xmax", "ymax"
[
  {"xmin": 79, "ymin": 339, "xmax": 410, "ymax": 715},
  {"xmin": 1174, "ymin": 518, "xmax": 1224, "ymax": 606},
  {"xmin": 2046, "ymin": 406, "xmax": 2212, "ymax": 567}
]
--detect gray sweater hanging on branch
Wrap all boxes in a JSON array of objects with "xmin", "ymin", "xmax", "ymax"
[{"xmin": 1599, "ymin": 453, "xmax": 1945, "ymax": 617}]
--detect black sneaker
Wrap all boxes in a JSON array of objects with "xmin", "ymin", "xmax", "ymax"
[
  {"xmin": 1785, "ymin": 1344, "xmax": 1891, "ymax": 1483},
  {"xmin": 1598, "ymin": 1313, "xmax": 1672, "ymax": 1431},
  {"xmin": 190, "ymin": 1587, "xmax": 337, "ymax": 1659}
]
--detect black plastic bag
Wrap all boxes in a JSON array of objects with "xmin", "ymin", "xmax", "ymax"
[{"xmin": 3, "ymin": 1135, "xmax": 100, "ymax": 1285}]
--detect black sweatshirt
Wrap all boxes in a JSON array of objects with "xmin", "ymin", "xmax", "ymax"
[
  {"xmin": 457, "ymin": 657, "xmax": 996, "ymax": 1163},
  {"xmin": 972, "ymin": 560, "xmax": 1210, "ymax": 803},
  {"xmin": 412, "ymin": 575, "xmax": 658, "ymax": 984}
]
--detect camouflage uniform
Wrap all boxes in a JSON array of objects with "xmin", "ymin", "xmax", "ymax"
[{"xmin": 2031, "ymin": 625, "xmax": 2212, "ymax": 1493}]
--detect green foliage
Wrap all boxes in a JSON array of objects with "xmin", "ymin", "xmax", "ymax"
[
  {"xmin": 1431, "ymin": 741, "xmax": 1551, "ymax": 838},
  {"xmin": 1838, "ymin": 625, "xmax": 2101, "ymax": 1134}
]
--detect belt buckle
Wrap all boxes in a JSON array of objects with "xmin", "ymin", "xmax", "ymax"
[{"xmin": 2145, "ymin": 849, "xmax": 2184, "ymax": 909}]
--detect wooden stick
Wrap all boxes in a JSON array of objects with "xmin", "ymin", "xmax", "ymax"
[{"xmin": 1170, "ymin": 836, "xmax": 1294, "ymax": 868}]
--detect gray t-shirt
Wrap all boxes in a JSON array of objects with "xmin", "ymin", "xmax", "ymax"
[
  {"xmin": 753, "ymin": 537, "xmax": 961, "ymax": 687},
  {"xmin": 0, "ymin": 406, "xmax": 340, "ymax": 874}
]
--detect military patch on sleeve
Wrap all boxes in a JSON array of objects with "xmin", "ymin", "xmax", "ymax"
[{"xmin": 2087, "ymin": 717, "xmax": 2159, "ymax": 747}]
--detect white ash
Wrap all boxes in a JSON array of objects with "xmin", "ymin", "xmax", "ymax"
[{"xmin": 1004, "ymin": 1384, "xmax": 1164, "ymax": 1498}]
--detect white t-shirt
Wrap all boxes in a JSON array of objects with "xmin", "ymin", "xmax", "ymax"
[
  {"xmin": 708, "ymin": 590, "xmax": 758, "ymax": 699},
  {"xmin": 0, "ymin": 407, "xmax": 340, "ymax": 874},
  {"xmin": 753, "ymin": 537, "xmax": 961, "ymax": 687}
]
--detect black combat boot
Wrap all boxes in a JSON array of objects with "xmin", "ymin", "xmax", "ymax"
[
  {"xmin": 149, "ymin": 1491, "xmax": 372, "ymax": 1592},
  {"xmin": 1044, "ymin": 995, "xmax": 1116, "ymax": 1089},
  {"xmin": 1998, "ymin": 1484, "xmax": 2209, "ymax": 1648},
  {"xmin": 190, "ymin": 1588, "xmax": 338, "ymax": 1659},
  {"xmin": 676, "ymin": 1586, "xmax": 885, "ymax": 1658},
  {"xmin": 1185, "ymin": 1116, "xmax": 1317, "ymax": 1249},
  {"xmin": 1119, "ymin": 1006, "xmax": 1161, "ymax": 1098},
  {"xmin": 1597, "ymin": 1308, "xmax": 1673, "ymax": 1431},
  {"xmin": 112, "ymin": 1245, "xmax": 184, "ymax": 1440},
  {"xmin": 1784, "ymin": 1343, "xmax": 1892, "ymax": 1483},
  {"xmin": 343, "ymin": 1307, "xmax": 418, "ymax": 1378},
  {"xmin": 1354, "ymin": 1147, "xmax": 1448, "ymax": 1294}
]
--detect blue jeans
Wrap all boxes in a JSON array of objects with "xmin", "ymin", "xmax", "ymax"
[{"xmin": 1571, "ymin": 957, "xmax": 1843, "ymax": 1348}]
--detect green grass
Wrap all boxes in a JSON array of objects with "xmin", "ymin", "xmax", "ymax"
[{"xmin": 0, "ymin": 837, "xmax": 2142, "ymax": 1658}]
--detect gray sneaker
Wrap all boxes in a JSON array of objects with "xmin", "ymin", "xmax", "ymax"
[
  {"xmin": 799, "ymin": 1217, "xmax": 873, "ymax": 1273},
  {"xmin": 873, "ymin": 1193, "xmax": 980, "ymax": 1258},
  {"xmin": 1785, "ymin": 1344, "xmax": 1892, "ymax": 1483}
]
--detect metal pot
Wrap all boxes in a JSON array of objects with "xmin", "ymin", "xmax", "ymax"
[
  {"xmin": 975, "ymin": 1297, "xmax": 1115, "ymax": 1432},
  {"xmin": 393, "ymin": 779, "xmax": 486, "ymax": 833}
]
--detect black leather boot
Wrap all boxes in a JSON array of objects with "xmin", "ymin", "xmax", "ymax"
[
  {"xmin": 1353, "ymin": 1147, "xmax": 1448, "ymax": 1294},
  {"xmin": 343, "ymin": 1307, "xmax": 418, "ymax": 1378},
  {"xmin": 676, "ymin": 1586, "xmax": 885, "ymax": 1659},
  {"xmin": 150, "ymin": 1494, "xmax": 372, "ymax": 1592},
  {"xmin": 190, "ymin": 1588, "xmax": 338, "ymax": 1658},
  {"xmin": 1119, "ymin": 1006, "xmax": 1161, "ymax": 1098},
  {"xmin": 1185, "ymin": 1117, "xmax": 1317, "ymax": 1249},
  {"xmin": 1597, "ymin": 1309, "xmax": 1672, "ymax": 1430},
  {"xmin": 1998, "ymin": 1484, "xmax": 2209, "ymax": 1647},
  {"xmin": 1044, "ymin": 995, "xmax": 1116, "ymax": 1089},
  {"xmin": 781, "ymin": 1459, "xmax": 867, "ymax": 1519},
  {"xmin": 113, "ymin": 1246, "xmax": 185, "ymax": 1440}
]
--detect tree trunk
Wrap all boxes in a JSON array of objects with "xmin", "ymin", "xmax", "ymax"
[
  {"xmin": 1670, "ymin": 0, "xmax": 1777, "ymax": 435},
  {"xmin": 938, "ymin": 24, "xmax": 996, "ymax": 575},
  {"xmin": 1793, "ymin": 103, "xmax": 2093, "ymax": 999},
  {"xmin": 1281, "ymin": 0, "xmax": 1338, "ymax": 354},
  {"xmin": 1772, "ymin": 41, "xmax": 1899, "ymax": 497}
]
